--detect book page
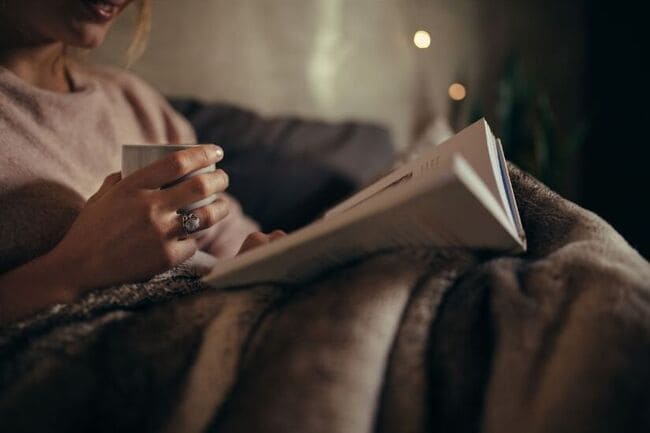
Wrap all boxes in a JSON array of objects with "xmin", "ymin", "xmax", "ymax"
[
  {"xmin": 495, "ymin": 139, "xmax": 525, "ymax": 240},
  {"xmin": 486, "ymin": 131, "xmax": 516, "ymax": 226}
]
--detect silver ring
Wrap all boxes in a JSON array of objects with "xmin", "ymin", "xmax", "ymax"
[{"xmin": 180, "ymin": 212, "xmax": 201, "ymax": 235}]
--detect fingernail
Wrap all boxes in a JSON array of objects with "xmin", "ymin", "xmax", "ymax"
[{"xmin": 210, "ymin": 145, "xmax": 224, "ymax": 159}]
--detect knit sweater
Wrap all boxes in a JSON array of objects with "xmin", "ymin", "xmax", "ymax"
[{"xmin": 0, "ymin": 63, "xmax": 258, "ymax": 275}]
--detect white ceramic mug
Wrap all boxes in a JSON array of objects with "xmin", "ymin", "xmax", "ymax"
[{"xmin": 122, "ymin": 144, "xmax": 219, "ymax": 213}]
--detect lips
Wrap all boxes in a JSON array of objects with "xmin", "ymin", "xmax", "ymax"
[{"xmin": 81, "ymin": 0, "xmax": 128, "ymax": 22}]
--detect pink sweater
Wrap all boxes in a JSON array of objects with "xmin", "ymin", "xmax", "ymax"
[{"xmin": 0, "ymin": 63, "xmax": 258, "ymax": 274}]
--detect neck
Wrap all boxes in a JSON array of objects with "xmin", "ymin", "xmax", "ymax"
[{"xmin": 0, "ymin": 43, "xmax": 71, "ymax": 93}]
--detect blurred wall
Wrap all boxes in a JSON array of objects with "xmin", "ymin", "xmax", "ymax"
[
  {"xmin": 92, "ymin": 0, "xmax": 482, "ymax": 149},
  {"xmin": 92, "ymin": 0, "xmax": 584, "ymax": 151}
]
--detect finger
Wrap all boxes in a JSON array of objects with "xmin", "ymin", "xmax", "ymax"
[
  {"xmin": 123, "ymin": 145, "xmax": 223, "ymax": 190},
  {"xmin": 164, "ymin": 237, "xmax": 199, "ymax": 267},
  {"xmin": 268, "ymin": 230, "xmax": 287, "ymax": 241},
  {"xmin": 88, "ymin": 172, "xmax": 122, "ymax": 203},
  {"xmin": 166, "ymin": 199, "xmax": 230, "ymax": 239},
  {"xmin": 160, "ymin": 169, "xmax": 229, "ymax": 211},
  {"xmin": 238, "ymin": 232, "xmax": 270, "ymax": 254}
]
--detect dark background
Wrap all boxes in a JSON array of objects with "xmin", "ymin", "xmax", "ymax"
[
  {"xmin": 470, "ymin": 0, "xmax": 649, "ymax": 258},
  {"xmin": 583, "ymin": 1, "xmax": 650, "ymax": 258}
]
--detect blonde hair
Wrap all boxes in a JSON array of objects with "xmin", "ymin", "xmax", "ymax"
[{"xmin": 126, "ymin": 0, "xmax": 152, "ymax": 65}]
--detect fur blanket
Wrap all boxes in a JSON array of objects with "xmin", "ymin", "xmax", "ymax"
[{"xmin": 1, "ymin": 166, "xmax": 649, "ymax": 433}]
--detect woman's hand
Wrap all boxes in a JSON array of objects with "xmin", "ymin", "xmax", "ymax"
[
  {"xmin": 237, "ymin": 230, "xmax": 287, "ymax": 255},
  {"xmin": 49, "ymin": 145, "xmax": 230, "ymax": 294}
]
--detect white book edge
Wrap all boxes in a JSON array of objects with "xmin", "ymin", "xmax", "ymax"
[
  {"xmin": 495, "ymin": 138, "xmax": 526, "ymax": 241},
  {"xmin": 484, "ymin": 123, "xmax": 516, "ymax": 227},
  {"xmin": 452, "ymin": 156, "xmax": 524, "ymax": 250}
]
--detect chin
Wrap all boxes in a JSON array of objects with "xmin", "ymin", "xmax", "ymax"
[
  {"xmin": 78, "ymin": 33, "xmax": 108, "ymax": 49},
  {"xmin": 65, "ymin": 0, "xmax": 127, "ymax": 49},
  {"xmin": 68, "ymin": 24, "xmax": 110, "ymax": 49}
]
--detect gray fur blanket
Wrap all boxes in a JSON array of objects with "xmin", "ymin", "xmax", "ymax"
[{"xmin": 1, "ymin": 166, "xmax": 649, "ymax": 433}]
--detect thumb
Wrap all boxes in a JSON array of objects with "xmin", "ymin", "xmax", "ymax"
[{"xmin": 88, "ymin": 172, "xmax": 122, "ymax": 203}]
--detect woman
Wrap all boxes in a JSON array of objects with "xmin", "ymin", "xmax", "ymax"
[{"xmin": 0, "ymin": 0, "xmax": 282, "ymax": 324}]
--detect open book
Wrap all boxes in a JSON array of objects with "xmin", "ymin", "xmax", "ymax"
[{"xmin": 202, "ymin": 118, "xmax": 527, "ymax": 289}]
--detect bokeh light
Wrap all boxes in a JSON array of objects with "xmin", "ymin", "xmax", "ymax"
[
  {"xmin": 413, "ymin": 30, "xmax": 431, "ymax": 49},
  {"xmin": 448, "ymin": 83, "xmax": 467, "ymax": 101}
]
